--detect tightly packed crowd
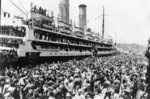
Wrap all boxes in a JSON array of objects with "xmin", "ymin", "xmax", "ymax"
[
  {"xmin": 0, "ymin": 38, "xmax": 24, "ymax": 46},
  {"xmin": 0, "ymin": 54, "xmax": 148, "ymax": 99},
  {"xmin": 0, "ymin": 50, "xmax": 18, "ymax": 63},
  {"xmin": 0, "ymin": 26, "xmax": 26, "ymax": 37}
]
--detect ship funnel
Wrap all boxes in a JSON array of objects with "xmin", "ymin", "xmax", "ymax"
[
  {"xmin": 59, "ymin": 0, "xmax": 69, "ymax": 23},
  {"xmin": 79, "ymin": 4, "xmax": 87, "ymax": 28}
]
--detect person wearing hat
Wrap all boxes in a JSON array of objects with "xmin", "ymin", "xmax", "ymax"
[
  {"xmin": 73, "ymin": 89, "xmax": 85, "ymax": 99},
  {"xmin": 130, "ymin": 81, "xmax": 138, "ymax": 99},
  {"xmin": 103, "ymin": 81, "xmax": 112, "ymax": 99},
  {"xmin": 66, "ymin": 91, "xmax": 72, "ymax": 99},
  {"xmin": 48, "ymin": 91, "xmax": 55, "ymax": 99},
  {"xmin": 135, "ymin": 83, "xmax": 146, "ymax": 99},
  {"xmin": 121, "ymin": 87, "xmax": 131, "ymax": 99}
]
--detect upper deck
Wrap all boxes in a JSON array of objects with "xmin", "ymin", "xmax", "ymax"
[{"xmin": 0, "ymin": 25, "xmax": 28, "ymax": 49}]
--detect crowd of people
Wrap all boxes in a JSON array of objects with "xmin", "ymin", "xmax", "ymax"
[
  {"xmin": 0, "ymin": 26, "xmax": 26, "ymax": 37},
  {"xmin": 31, "ymin": 5, "xmax": 47, "ymax": 17},
  {"xmin": 31, "ymin": 3, "xmax": 54, "ymax": 18},
  {"xmin": 0, "ymin": 53, "xmax": 149, "ymax": 99},
  {"xmin": 0, "ymin": 49, "xmax": 19, "ymax": 63},
  {"xmin": 0, "ymin": 38, "xmax": 24, "ymax": 46}
]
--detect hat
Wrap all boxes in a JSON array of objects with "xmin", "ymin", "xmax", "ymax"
[
  {"xmin": 114, "ymin": 80, "xmax": 120, "ymax": 83},
  {"xmin": 59, "ymin": 84, "xmax": 64, "ymax": 89},
  {"xmin": 53, "ymin": 89, "xmax": 58, "ymax": 96},
  {"xmin": 70, "ymin": 77, "xmax": 74, "ymax": 81},
  {"xmin": 140, "ymin": 77, "xmax": 146, "ymax": 81},
  {"xmin": 105, "ymin": 80, "xmax": 111, "ymax": 85},
  {"xmin": 66, "ymin": 92, "xmax": 71, "ymax": 97},
  {"xmin": 78, "ymin": 89, "xmax": 83, "ymax": 92}
]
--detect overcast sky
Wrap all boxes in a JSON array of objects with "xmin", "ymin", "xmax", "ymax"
[{"xmin": 1, "ymin": 0, "xmax": 150, "ymax": 45}]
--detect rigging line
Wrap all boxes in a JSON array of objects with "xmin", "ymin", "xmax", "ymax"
[
  {"xmin": 9, "ymin": 0, "xmax": 26, "ymax": 15},
  {"xmin": 17, "ymin": 0, "xmax": 26, "ymax": 11}
]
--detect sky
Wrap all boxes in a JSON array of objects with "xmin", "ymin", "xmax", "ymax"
[{"xmin": 1, "ymin": 0, "xmax": 150, "ymax": 45}]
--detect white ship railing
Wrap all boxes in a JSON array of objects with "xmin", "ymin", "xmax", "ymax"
[{"xmin": 32, "ymin": 26, "xmax": 112, "ymax": 46}]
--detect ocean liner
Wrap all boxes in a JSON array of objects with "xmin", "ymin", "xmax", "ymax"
[{"xmin": 0, "ymin": 0, "xmax": 116, "ymax": 63}]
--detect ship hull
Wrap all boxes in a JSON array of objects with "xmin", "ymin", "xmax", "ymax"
[{"xmin": 0, "ymin": 51, "xmax": 116, "ymax": 67}]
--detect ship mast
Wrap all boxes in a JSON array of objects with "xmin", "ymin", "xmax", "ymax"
[
  {"xmin": 102, "ymin": 6, "xmax": 105, "ymax": 41},
  {"xmin": 0, "ymin": 0, "xmax": 1, "ymax": 26}
]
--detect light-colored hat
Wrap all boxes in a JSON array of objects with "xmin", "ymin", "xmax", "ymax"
[
  {"xmin": 78, "ymin": 89, "xmax": 83, "ymax": 92},
  {"xmin": 114, "ymin": 80, "xmax": 120, "ymax": 83},
  {"xmin": 140, "ymin": 77, "xmax": 146, "ymax": 81},
  {"xmin": 66, "ymin": 92, "xmax": 71, "ymax": 97},
  {"xmin": 105, "ymin": 80, "xmax": 111, "ymax": 85}
]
